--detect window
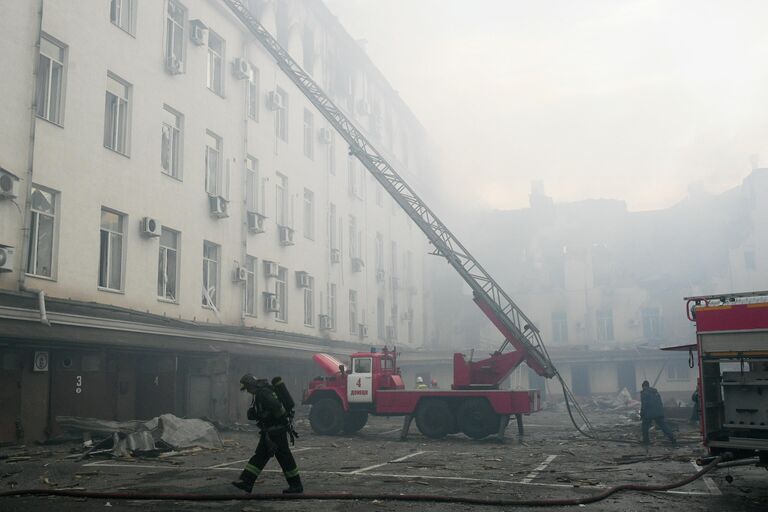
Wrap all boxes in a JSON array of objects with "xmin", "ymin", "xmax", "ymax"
[
  {"xmin": 276, "ymin": 173, "xmax": 291, "ymax": 226},
  {"xmin": 244, "ymin": 255, "xmax": 257, "ymax": 317},
  {"xmin": 596, "ymin": 309, "xmax": 614, "ymax": 342},
  {"xmin": 205, "ymin": 131, "xmax": 222, "ymax": 195},
  {"xmin": 348, "ymin": 215, "xmax": 360, "ymax": 259},
  {"xmin": 348, "ymin": 157, "xmax": 359, "ymax": 197},
  {"xmin": 376, "ymin": 184, "xmax": 384, "ymax": 207},
  {"xmin": 110, "ymin": 0, "xmax": 135, "ymax": 34},
  {"xmin": 303, "ymin": 275, "xmax": 314, "ymax": 326},
  {"xmin": 390, "ymin": 305, "xmax": 398, "ymax": 339},
  {"xmin": 246, "ymin": 156, "xmax": 264, "ymax": 213},
  {"xmin": 158, "ymin": 228, "xmax": 179, "ymax": 301},
  {"xmin": 303, "ymin": 189, "xmax": 314, "ymax": 240},
  {"xmin": 275, "ymin": 87, "xmax": 288, "ymax": 141},
  {"xmin": 161, "ymin": 106, "xmax": 183, "ymax": 178},
  {"xmin": 303, "ymin": 109, "xmax": 314, "ymax": 159},
  {"xmin": 377, "ymin": 297, "xmax": 385, "ymax": 339},
  {"xmin": 26, "ymin": 185, "xmax": 57, "ymax": 278},
  {"xmin": 98, "ymin": 209, "xmax": 125, "ymax": 291},
  {"xmin": 329, "ymin": 203, "xmax": 338, "ymax": 250},
  {"xmin": 36, "ymin": 35, "xmax": 65, "ymax": 124},
  {"xmin": 202, "ymin": 241, "xmax": 219, "ymax": 308},
  {"xmin": 375, "ymin": 233, "xmax": 384, "ymax": 272},
  {"xmin": 328, "ymin": 283, "xmax": 337, "ymax": 330},
  {"xmin": 642, "ymin": 308, "xmax": 662, "ymax": 341},
  {"xmin": 328, "ymin": 130, "xmax": 336, "ymax": 174},
  {"xmin": 390, "ymin": 241, "xmax": 398, "ymax": 278},
  {"xmin": 104, "ymin": 73, "xmax": 131, "ymax": 155},
  {"xmin": 165, "ymin": 0, "xmax": 185, "ymax": 69},
  {"xmin": 353, "ymin": 358, "xmax": 372, "ymax": 374},
  {"xmin": 667, "ymin": 360, "xmax": 690, "ymax": 381},
  {"xmin": 248, "ymin": 66, "xmax": 260, "ymax": 120},
  {"xmin": 206, "ymin": 30, "xmax": 224, "ymax": 95},
  {"xmin": 302, "ymin": 27, "xmax": 314, "ymax": 75},
  {"xmin": 349, "ymin": 290, "xmax": 358, "ymax": 334},
  {"xmin": 551, "ymin": 311, "xmax": 568, "ymax": 344},
  {"xmin": 275, "ymin": 266, "xmax": 287, "ymax": 321}
]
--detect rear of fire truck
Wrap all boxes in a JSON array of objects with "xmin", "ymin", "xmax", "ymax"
[{"xmin": 687, "ymin": 291, "xmax": 768, "ymax": 465}]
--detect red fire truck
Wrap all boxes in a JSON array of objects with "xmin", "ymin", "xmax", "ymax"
[
  {"xmin": 681, "ymin": 291, "xmax": 768, "ymax": 465},
  {"xmin": 303, "ymin": 347, "xmax": 541, "ymax": 440}
]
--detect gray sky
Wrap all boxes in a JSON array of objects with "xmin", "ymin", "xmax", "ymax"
[{"xmin": 324, "ymin": 0, "xmax": 768, "ymax": 211}]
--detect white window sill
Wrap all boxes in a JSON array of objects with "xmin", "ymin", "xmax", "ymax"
[
  {"xmin": 98, "ymin": 286, "xmax": 125, "ymax": 294},
  {"xmin": 110, "ymin": 23, "xmax": 136, "ymax": 38},
  {"xmin": 26, "ymin": 273, "xmax": 56, "ymax": 282},
  {"xmin": 36, "ymin": 115, "xmax": 64, "ymax": 129},
  {"xmin": 161, "ymin": 170, "xmax": 183, "ymax": 182},
  {"xmin": 104, "ymin": 145, "xmax": 131, "ymax": 158},
  {"xmin": 157, "ymin": 297, "xmax": 179, "ymax": 305}
]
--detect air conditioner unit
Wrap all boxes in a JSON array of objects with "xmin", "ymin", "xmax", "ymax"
[
  {"xmin": 278, "ymin": 225, "xmax": 294, "ymax": 246},
  {"xmin": 140, "ymin": 217, "xmax": 161, "ymax": 237},
  {"xmin": 0, "ymin": 168, "xmax": 19, "ymax": 199},
  {"xmin": 318, "ymin": 127, "xmax": 333, "ymax": 144},
  {"xmin": 208, "ymin": 195, "xmax": 229, "ymax": 218},
  {"xmin": 232, "ymin": 57, "xmax": 252, "ymax": 80},
  {"xmin": 189, "ymin": 20, "xmax": 208, "ymax": 46},
  {"xmin": 375, "ymin": 269, "xmax": 385, "ymax": 282},
  {"xmin": 233, "ymin": 266, "xmax": 248, "ymax": 283},
  {"xmin": 330, "ymin": 248, "xmax": 341, "ymax": 264},
  {"xmin": 390, "ymin": 276, "xmax": 399, "ymax": 290},
  {"xmin": 296, "ymin": 271, "xmax": 311, "ymax": 288},
  {"xmin": 264, "ymin": 260, "xmax": 279, "ymax": 277},
  {"xmin": 319, "ymin": 314, "xmax": 332, "ymax": 330},
  {"xmin": 0, "ymin": 245, "xmax": 15, "ymax": 273},
  {"xmin": 268, "ymin": 90, "xmax": 284, "ymax": 110},
  {"xmin": 385, "ymin": 325, "xmax": 396, "ymax": 341},
  {"xmin": 351, "ymin": 257, "xmax": 364, "ymax": 272},
  {"xmin": 356, "ymin": 99, "xmax": 371, "ymax": 115},
  {"xmin": 247, "ymin": 211, "xmax": 265, "ymax": 234},
  {"xmin": 263, "ymin": 292, "xmax": 280, "ymax": 312},
  {"xmin": 166, "ymin": 55, "xmax": 184, "ymax": 75},
  {"xmin": 359, "ymin": 324, "xmax": 369, "ymax": 338}
]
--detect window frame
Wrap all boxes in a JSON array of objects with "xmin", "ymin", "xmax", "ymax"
[
  {"xmin": 206, "ymin": 30, "xmax": 225, "ymax": 96},
  {"xmin": 205, "ymin": 130, "xmax": 222, "ymax": 196},
  {"xmin": 98, "ymin": 208, "xmax": 126, "ymax": 292},
  {"xmin": 275, "ymin": 87, "xmax": 288, "ymax": 142},
  {"xmin": 157, "ymin": 227, "xmax": 180, "ymax": 302},
  {"xmin": 26, "ymin": 185, "xmax": 58, "ymax": 279},
  {"xmin": 303, "ymin": 188, "xmax": 314, "ymax": 240},
  {"xmin": 248, "ymin": 65, "xmax": 260, "ymax": 121},
  {"xmin": 596, "ymin": 309, "xmax": 614, "ymax": 342},
  {"xmin": 243, "ymin": 255, "xmax": 258, "ymax": 317},
  {"xmin": 103, "ymin": 73, "xmax": 131, "ymax": 156},
  {"xmin": 349, "ymin": 289, "xmax": 358, "ymax": 335},
  {"xmin": 202, "ymin": 241, "xmax": 220, "ymax": 308},
  {"xmin": 303, "ymin": 108, "xmax": 314, "ymax": 159},
  {"xmin": 161, "ymin": 105, "xmax": 183, "ymax": 179},
  {"xmin": 165, "ymin": 0, "xmax": 186, "ymax": 70},
  {"xmin": 303, "ymin": 275, "xmax": 314, "ymax": 327},
  {"xmin": 110, "ymin": 0, "xmax": 136, "ymax": 35},
  {"xmin": 328, "ymin": 283, "xmax": 337, "ymax": 331},
  {"xmin": 275, "ymin": 266, "xmax": 287, "ymax": 322},
  {"xmin": 36, "ymin": 34, "xmax": 66, "ymax": 125}
]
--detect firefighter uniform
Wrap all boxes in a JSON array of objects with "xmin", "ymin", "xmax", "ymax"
[
  {"xmin": 640, "ymin": 380, "xmax": 676, "ymax": 445},
  {"xmin": 232, "ymin": 374, "xmax": 303, "ymax": 494}
]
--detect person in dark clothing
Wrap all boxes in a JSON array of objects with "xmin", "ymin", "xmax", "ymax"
[
  {"xmin": 690, "ymin": 387, "xmax": 700, "ymax": 424},
  {"xmin": 231, "ymin": 374, "xmax": 303, "ymax": 494},
  {"xmin": 640, "ymin": 380, "xmax": 676, "ymax": 445}
]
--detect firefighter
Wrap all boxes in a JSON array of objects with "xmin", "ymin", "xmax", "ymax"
[
  {"xmin": 231, "ymin": 374, "xmax": 303, "ymax": 494},
  {"xmin": 690, "ymin": 387, "xmax": 700, "ymax": 425},
  {"xmin": 640, "ymin": 380, "xmax": 676, "ymax": 446},
  {"xmin": 416, "ymin": 376, "xmax": 428, "ymax": 390}
]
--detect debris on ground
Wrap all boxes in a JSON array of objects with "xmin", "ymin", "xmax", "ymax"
[{"xmin": 56, "ymin": 413, "xmax": 223, "ymax": 459}]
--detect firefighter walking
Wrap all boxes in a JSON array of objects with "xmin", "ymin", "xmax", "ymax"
[
  {"xmin": 232, "ymin": 374, "xmax": 303, "ymax": 494},
  {"xmin": 640, "ymin": 380, "xmax": 676, "ymax": 446}
]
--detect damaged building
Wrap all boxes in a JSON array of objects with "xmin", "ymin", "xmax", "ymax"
[{"xmin": 0, "ymin": 0, "xmax": 436, "ymax": 444}]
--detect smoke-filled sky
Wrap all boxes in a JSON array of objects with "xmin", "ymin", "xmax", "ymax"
[{"xmin": 325, "ymin": 0, "xmax": 768, "ymax": 211}]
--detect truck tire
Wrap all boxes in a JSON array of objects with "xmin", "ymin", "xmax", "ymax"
[
  {"xmin": 415, "ymin": 399, "xmax": 453, "ymax": 439},
  {"xmin": 343, "ymin": 411, "xmax": 368, "ymax": 434},
  {"xmin": 457, "ymin": 399, "xmax": 498, "ymax": 440},
  {"xmin": 309, "ymin": 398, "xmax": 344, "ymax": 435}
]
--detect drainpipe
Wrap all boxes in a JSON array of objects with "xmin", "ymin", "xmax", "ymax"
[
  {"xmin": 38, "ymin": 290, "xmax": 50, "ymax": 326},
  {"xmin": 18, "ymin": 0, "xmax": 45, "ymax": 294}
]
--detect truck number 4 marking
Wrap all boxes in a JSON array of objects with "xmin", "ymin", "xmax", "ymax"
[{"xmin": 356, "ymin": 378, "xmax": 362, "ymax": 387}]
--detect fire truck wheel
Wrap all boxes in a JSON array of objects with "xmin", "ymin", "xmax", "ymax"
[
  {"xmin": 457, "ymin": 399, "xmax": 498, "ymax": 440},
  {"xmin": 343, "ymin": 412, "xmax": 368, "ymax": 433},
  {"xmin": 309, "ymin": 398, "xmax": 344, "ymax": 435},
  {"xmin": 415, "ymin": 399, "xmax": 453, "ymax": 439}
]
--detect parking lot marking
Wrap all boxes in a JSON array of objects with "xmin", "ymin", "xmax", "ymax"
[
  {"xmin": 379, "ymin": 428, "xmax": 402, "ymax": 435},
  {"xmin": 519, "ymin": 454, "xmax": 557, "ymax": 484},
  {"xmin": 206, "ymin": 447, "xmax": 316, "ymax": 469},
  {"xmin": 690, "ymin": 461, "xmax": 721, "ymax": 495},
  {"xmin": 347, "ymin": 450, "xmax": 427, "ymax": 474}
]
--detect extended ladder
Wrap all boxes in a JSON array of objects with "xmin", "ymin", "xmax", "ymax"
[{"xmin": 223, "ymin": 0, "xmax": 555, "ymax": 378}]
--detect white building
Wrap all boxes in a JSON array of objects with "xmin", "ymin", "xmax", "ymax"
[{"xmin": 0, "ymin": 0, "xmax": 434, "ymax": 442}]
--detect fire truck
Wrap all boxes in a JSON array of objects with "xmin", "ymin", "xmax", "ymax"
[
  {"xmin": 221, "ymin": 1, "xmax": 559, "ymax": 440},
  {"xmin": 681, "ymin": 291, "xmax": 768, "ymax": 464}
]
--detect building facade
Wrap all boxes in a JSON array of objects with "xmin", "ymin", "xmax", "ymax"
[{"xmin": 0, "ymin": 0, "xmax": 434, "ymax": 442}]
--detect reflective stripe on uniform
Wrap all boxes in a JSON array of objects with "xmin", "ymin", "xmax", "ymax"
[
  {"xmin": 284, "ymin": 467, "xmax": 300, "ymax": 478},
  {"xmin": 244, "ymin": 463, "xmax": 261, "ymax": 476}
]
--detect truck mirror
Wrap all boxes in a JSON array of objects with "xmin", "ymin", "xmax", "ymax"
[{"xmin": 338, "ymin": 364, "xmax": 345, "ymax": 374}]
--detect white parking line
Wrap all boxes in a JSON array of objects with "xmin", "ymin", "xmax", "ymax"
[
  {"xmin": 519, "ymin": 454, "xmax": 557, "ymax": 484},
  {"xmin": 379, "ymin": 428, "xmax": 402, "ymax": 435},
  {"xmin": 347, "ymin": 451, "xmax": 427, "ymax": 474},
  {"xmin": 690, "ymin": 461, "xmax": 721, "ymax": 495},
  {"xmin": 206, "ymin": 447, "xmax": 316, "ymax": 469}
]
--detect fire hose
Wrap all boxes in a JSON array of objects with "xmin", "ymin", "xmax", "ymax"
[{"xmin": 0, "ymin": 457, "xmax": 721, "ymax": 506}]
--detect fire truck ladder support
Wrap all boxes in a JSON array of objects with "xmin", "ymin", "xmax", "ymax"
[{"xmin": 222, "ymin": 0, "xmax": 554, "ymax": 379}]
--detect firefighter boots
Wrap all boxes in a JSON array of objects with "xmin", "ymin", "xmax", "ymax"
[{"xmin": 282, "ymin": 475, "xmax": 303, "ymax": 494}]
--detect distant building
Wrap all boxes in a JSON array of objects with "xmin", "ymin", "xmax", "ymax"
[{"xmin": 0, "ymin": 0, "xmax": 434, "ymax": 442}]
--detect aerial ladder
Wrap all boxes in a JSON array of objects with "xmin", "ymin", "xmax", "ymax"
[{"xmin": 223, "ymin": 0, "xmax": 557, "ymax": 388}]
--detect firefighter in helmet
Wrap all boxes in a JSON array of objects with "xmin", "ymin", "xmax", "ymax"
[
  {"xmin": 232, "ymin": 374, "xmax": 303, "ymax": 494},
  {"xmin": 416, "ymin": 376, "xmax": 428, "ymax": 390}
]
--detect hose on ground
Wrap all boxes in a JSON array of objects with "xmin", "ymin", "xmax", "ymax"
[{"xmin": 0, "ymin": 457, "xmax": 721, "ymax": 506}]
